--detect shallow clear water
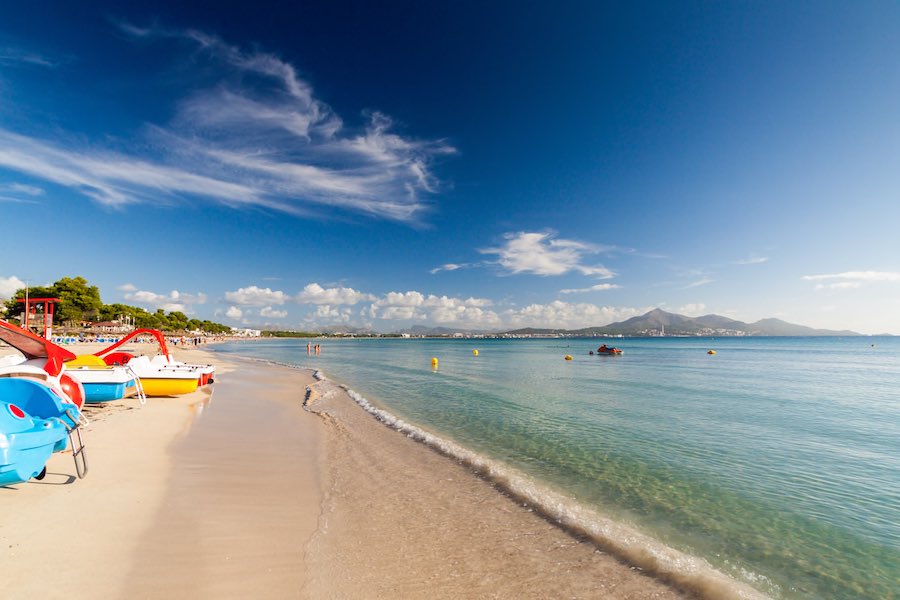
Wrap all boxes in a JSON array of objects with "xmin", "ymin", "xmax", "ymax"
[{"xmin": 214, "ymin": 336, "xmax": 900, "ymax": 599}]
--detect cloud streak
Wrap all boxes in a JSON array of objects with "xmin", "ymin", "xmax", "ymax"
[
  {"xmin": 803, "ymin": 270, "xmax": 900, "ymax": 290},
  {"xmin": 0, "ymin": 26, "xmax": 453, "ymax": 222},
  {"xmin": 0, "ymin": 47, "xmax": 56, "ymax": 68},
  {"xmin": 559, "ymin": 283, "xmax": 621, "ymax": 294}
]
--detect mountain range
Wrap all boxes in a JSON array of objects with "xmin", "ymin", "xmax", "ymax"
[{"xmin": 504, "ymin": 308, "xmax": 860, "ymax": 337}]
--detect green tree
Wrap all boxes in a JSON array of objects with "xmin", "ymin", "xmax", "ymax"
[
  {"xmin": 53, "ymin": 276, "xmax": 102, "ymax": 323},
  {"xmin": 3, "ymin": 285, "xmax": 55, "ymax": 319}
]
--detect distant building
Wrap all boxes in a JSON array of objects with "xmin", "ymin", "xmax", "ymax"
[
  {"xmin": 232, "ymin": 328, "xmax": 262, "ymax": 337},
  {"xmin": 88, "ymin": 320, "xmax": 135, "ymax": 334}
]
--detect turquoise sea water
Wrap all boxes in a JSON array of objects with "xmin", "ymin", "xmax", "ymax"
[{"xmin": 213, "ymin": 337, "xmax": 899, "ymax": 599}]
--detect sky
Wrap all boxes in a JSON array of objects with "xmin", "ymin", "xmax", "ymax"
[{"xmin": 1, "ymin": 1, "xmax": 899, "ymax": 334}]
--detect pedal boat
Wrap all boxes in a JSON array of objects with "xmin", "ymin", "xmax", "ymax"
[
  {"xmin": 125, "ymin": 356, "xmax": 200, "ymax": 397},
  {"xmin": 0, "ymin": 377, "xmax": 87, "ymax": 484},
  {"xmin": 93, "ymin": 328, "xmax": 215, "ymax": 389},
  {"xmin": 64, "ymin": 355, "xmax": 141, "ymax": 403},
  {"xmin": 1, "ymin": 398, "xmax": 68, "ymax": 486}
]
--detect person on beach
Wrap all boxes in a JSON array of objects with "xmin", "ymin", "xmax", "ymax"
[
  {"xmin": 307, "ymin": 342, "xmax": 311, "ymax": 355},
  {"xmin": 315, "ymin": 344, "xmax": 320, "ymax": 355}
]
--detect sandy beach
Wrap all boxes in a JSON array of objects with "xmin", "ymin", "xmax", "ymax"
[{"xmin": 3, "ymin": 343, "xmax": 695, "ymax": 599}]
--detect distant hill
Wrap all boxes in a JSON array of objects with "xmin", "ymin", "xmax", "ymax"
[{"xmin": 506, "ymin": 308, "xmax": 859, "ymax": 337}]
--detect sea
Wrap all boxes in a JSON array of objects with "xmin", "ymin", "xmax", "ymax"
[{"xmin": 212, "ymin": 336, "xmax": 899, "ymax": 599}]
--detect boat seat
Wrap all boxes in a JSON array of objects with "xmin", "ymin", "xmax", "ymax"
[{"xmin": 0, "ymin": 378, "xmax": 73, "ymax": 421}]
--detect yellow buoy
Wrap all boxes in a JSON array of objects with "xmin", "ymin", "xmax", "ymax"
[
  {"xmin": 564, "ymin": 355, "xmax": 573, "ymax": 361},
  {"xmin": 431, "ymin": 357, "xmax": 439, "ymax": 368},
  {"xmin": 473, "ymin": 349, "xmax": 479, "ymax": 356},
  {"xmin": 707, "ymin": 350, "xmax": 716, "ymax": 355}
]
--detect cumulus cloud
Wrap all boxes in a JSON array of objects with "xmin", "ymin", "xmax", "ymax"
[
  {"xmin": 0, "ymin": 26, "xmax": 453, "ymax": 222},
  {"xmin": 480, "ymin": 232, "xmax": 615, "ymax": 278},
  {"xmin": 224, "ymin": 285, "xmax": 288, "ymax": 306},
  {"xmin": 117, "ymin": 283, "xmax": 138, "ymax": 292},
  {"xmin": 123, "ymin": 288, "xmax": 208, "ymax": 313},
  {"xmin": 503, "ymin": 301, "xmax": 645, "ymax": 330},
  {"xmin": 260, "ymin": 306, "xmax": 288, "ymax": 318},
  {"xmin": 225, "ymin": 306, "xmax": 243, "ymax": 319},
  {"xmin": 0, "ymin": 275, "xmax": 26, "ymax": 299},
  {"xmin": 296, "ymin": 283, "xmax": 374, "ymax": 305},
  {"xmin": 802, "ymin": 270, "xmax": 900, "ymax": 290},
  {"xmin": 370, "ymin": 291, "xmax": 499, "ymax": 327},
  {"xmin": 559, "ymin": 283, "xmax": 621, "ymax": 294},
  {"xmin": 309, "ymin": 305, "xmax": 353, "ymax": 323},
  {"xmin": 678, "ymin": 303, "xmax": 707, "ymax": 317}
]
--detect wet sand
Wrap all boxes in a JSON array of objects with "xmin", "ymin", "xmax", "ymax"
[
  {"xmin": 4, "ymin": 343, "xmax": 699, "ymax": 599},
  {"xmin": 304, "ymin": 374, "xmax": 691, "ymax": 600}
]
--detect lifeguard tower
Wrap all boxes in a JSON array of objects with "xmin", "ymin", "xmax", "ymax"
[{"xmin": 16, "ymin": 297, "xmax": 60, "ymax": 339}]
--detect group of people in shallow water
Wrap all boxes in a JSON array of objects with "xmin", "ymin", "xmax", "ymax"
[{"xmin": 307, "ymin": 342, "xmax": 321, "ymax": 356}]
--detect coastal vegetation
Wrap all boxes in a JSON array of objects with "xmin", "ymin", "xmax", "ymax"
[{"xmin": 1, "ymin": 276, "xmax": 231, "ymax": 334}]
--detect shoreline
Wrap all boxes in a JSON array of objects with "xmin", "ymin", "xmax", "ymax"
[
  {"xmin": 302, "ymin": 365, "xmax": 763, "ymax": 600},
  {"xmin": 4, "ymin": 343, "xmax": 757, "ymax": 598}
]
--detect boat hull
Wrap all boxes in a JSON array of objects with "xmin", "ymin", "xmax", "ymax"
[
  {"xmin": 140, "ymin": 377, "xmax": 199, "ymax": 397},
  {"xmin": 1, "ymin": 402, "xmax": 69, "ymax": 486},
  {"xmin": 81, "ymin": 380, "xmax": 135, "ymax": 403}
]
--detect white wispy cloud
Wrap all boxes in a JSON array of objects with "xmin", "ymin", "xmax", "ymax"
[
  {"xmin": 0, "ymin": 48, "xmax": 56, "ymax": 68},
  {"xmin": 224, "ymin": 306, "xmax": 243, "ymax": 319},
  {"xmin": 122, "ymin": 288, "xmax": 208, "ymax": 313},
  {"xmin": 559, "ymin": 283, "xmax": 621, "ymax": 294},
  {"xmin": 683, "ymin": 277, "xmax": 715, "ymax": 289},
  {"xmin": 296, "ymin": 283, "xmax": 375, "ymax": 305},
  {"xmin": 0, "ymin": 275, "xmax": 26, "ymax": 299},
  {"xmin": 735, "ymin": 256, "xmax": 769, "ymax": 265},
  {"xmin": 429, "ymin": 263, "xmax": 472, "ymax": 275},
  {"xmin": 0, "ymin": 182, "xmax": 45, "ymax": 204},
  {"xmin": 2, "ymin": 183, "xmax": 44, "ymax": 196},
  {"xmin": 224, "ymin": 286, "xmax": 288, "ymax": 306},
  {"xmin": 0, "ymin": 26, "xmax": 453, "ymax": 222},
  {"xmin": 802, "ymin": 270, "xmax": 900, "ymax": 284},
  {"xmin": 480, "ymin": 232, "xmax": 615, "ymax": 278}
]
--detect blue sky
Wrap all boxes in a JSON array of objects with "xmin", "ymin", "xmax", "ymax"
[{"xmin": 2, "ymin": 1, "xmax": 899, "ymax": 334}]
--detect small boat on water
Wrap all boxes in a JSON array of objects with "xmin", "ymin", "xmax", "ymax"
[{"xmin": 595, "ymin": 344, "xmax": 624, "ymax": 355}]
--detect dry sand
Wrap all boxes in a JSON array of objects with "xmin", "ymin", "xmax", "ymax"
[{"xmin": 3, "ymin": 342, "xmax": 694, "ymax": 599}]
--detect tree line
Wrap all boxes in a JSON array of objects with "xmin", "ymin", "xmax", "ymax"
[{"xmin": 2, "ymin": 276, "xmax": 232, "ymax": 334}]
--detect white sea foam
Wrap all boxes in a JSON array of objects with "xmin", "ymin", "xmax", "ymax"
[{"xmin": 324, "ymin": 381, "xmax": 769, "ymax": 600}]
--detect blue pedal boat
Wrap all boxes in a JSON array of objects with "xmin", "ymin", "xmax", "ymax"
[
  {"xmin": 66, "ymin": 365, "xmax": 138, "ymax": 403},
  {"xmin": 0, "ymin": 378, "xmax": 88, "ymax": 484}
]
